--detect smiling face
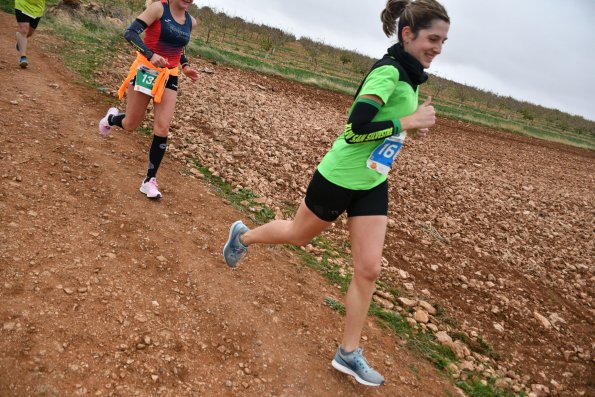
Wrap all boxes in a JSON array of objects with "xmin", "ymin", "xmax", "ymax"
[
  {"xmin": 402, "ymin": 19, "xmax": 450, "ymax": 68},
  {"xmin": 175, "ymin": 0, "xmax": 193, "ymax": 10}
]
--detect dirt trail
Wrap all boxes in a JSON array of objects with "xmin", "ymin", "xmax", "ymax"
[{"xmin": 0, "ymin": 11, "xmax": 460, "ymax": 397}]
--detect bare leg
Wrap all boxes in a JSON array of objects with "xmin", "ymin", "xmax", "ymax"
[
  {"xmin": 120, "ymin": 85, "xmax": 152, "ymax": 131},
  {"xmin": 341, "ymin": 215, "xmax": 387, "ymax": 351},
  {"xmin": 152, "ymin": 88, "xmax": 177, "ymax": 138},
  {"xmin": 241, "ymin": 199, "xmax": 331, "ymax": 247},
  {"xmin": 16, "ymin": 23, "xmax": 30, "ymax": 56}
]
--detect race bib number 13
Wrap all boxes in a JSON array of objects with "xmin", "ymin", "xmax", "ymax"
[
  {"xmin": 366, "ymin": 132, "xmax": 407, "ymax": 175},
  {"xmin": 134, "ymin": 66, "xmax": 158, "ymax": 96}
]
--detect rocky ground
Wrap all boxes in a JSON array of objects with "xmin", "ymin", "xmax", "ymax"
[{"xmin": 1, "ymin": 9, "xmax": 594, "ymax": 397}]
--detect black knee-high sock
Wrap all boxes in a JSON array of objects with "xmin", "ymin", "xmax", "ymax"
[
  {"xmin": 145, "ymin": 135, "xmax": 168, "ymax": 181},
  {"xmin": 108, "ymin": 113, "xmax": 125, "ymax": 128}
]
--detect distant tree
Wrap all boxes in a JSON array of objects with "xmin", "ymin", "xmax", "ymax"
[
  {"xmin": 340, "ymin": 52, "xmax": 352, "ymax": 65},
  {"xmin": 300, "ymin": 37, "xmax": 324, "ymax": 70},
  {"xmin": 351, "ymin": 54, "xmax": 372, "ymax": 77},
  {"xmin": 261, "ymin": 27, "xmax": 293, "ymax": 57},
  {"xmin": 519, "ymin": 108, "xmax": 534, "ymax": 121},
  {"xmin": 477, "ymin": 90, "xmax": 492, "ymax": 110},
  {"xmin": 197, "ymin": 6, "xmax": 218, "ymax": 44},
  {"xmin": 230, "ymin": 17, "xmax": 244, "ymax": 38},
  {"xmin": 455, "ymin": 87, "xmax": 467, "ymax": 104},
  {"xmin": 504, "ymin": 97, "xmax": 522, "ymax": 113},
  {"xmin": 427, "ymin": 74, "xmax": 447, "ymax": 99},
  {"xmin": 260, "ymin": 37, "xmax": 274, "ymax": 53}
]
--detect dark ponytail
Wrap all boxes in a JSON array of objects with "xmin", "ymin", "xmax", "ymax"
[{"xmin": 381, "ymin": 0, "xmax": 449, "ymax": 42}]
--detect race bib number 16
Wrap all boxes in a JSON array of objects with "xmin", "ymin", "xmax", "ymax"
[{"xmin": 366, "ymin": 132, "xmax": 407, "ymax": 175}]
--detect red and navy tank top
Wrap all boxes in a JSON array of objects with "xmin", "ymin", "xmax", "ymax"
[{"xmin": 144, "ymin": 0, "xmax": 192, "ymax": 68}]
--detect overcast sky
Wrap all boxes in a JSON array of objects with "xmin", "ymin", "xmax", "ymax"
[{"xmin": 194, "ymin": 0, "xmax": 595, "ymax": 121}]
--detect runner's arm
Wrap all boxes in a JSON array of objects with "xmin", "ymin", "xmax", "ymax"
[
  {"xmin": 124, "ymin": 19, "xmax": 154, "ymax": 60},
  {"xmin": 123, "ymin": 1, "xmax": 164, "ymax": 60},
  {"xmin": 344, "ymin": 97, "xmax": 401, "ymax": 144}
]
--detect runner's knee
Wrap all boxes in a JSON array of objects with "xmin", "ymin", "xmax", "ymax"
[
  {"xmin": 152, "ymin": 126, "xmax": 169, "ymax": 137},
  {"xmin": 353, "ymin": 261, "xmax": 382, "ymax": 283},
  {"xmin": 122, "ymin": 117, "xmax": 141, "ymax": 131},
  {"xmin": 153, "ymin": 119, "xmax": 170, "ymax": 136}
]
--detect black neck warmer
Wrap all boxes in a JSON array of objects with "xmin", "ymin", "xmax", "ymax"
[
  {"xmin": 387, "ymin": 43, "xmax": 429, "ymax": 86},
  {"xmin": 353, "ymin": 43, "xmax": 430, "ymax": 99}
]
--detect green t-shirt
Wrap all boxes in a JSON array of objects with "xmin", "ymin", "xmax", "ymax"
[
  {"xmin": 317, "ymin": 65, "xmax": 419, "ymax": 190},
  {"xmin": 15, "ymin": 0, "xmax": 46, "ymax": 18}
]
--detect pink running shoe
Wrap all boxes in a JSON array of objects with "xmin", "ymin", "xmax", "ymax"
[
  {"xmin": 139, "ymin": 177, "xmax": 162, "ymax": 199},
  {"xmin": 98, "ymin": 107, "xmax": 119, "ymax": 136}
]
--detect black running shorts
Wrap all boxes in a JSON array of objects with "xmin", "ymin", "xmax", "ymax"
[
  {"xmin": 305, "ymin": 170, "xmax": 389, "ymax": 222},
  {"xmin": 15, "ymin": 9, "xmax": 41, "ymax": 29}
]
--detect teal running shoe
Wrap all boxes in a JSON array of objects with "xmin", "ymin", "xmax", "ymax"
[
  {"xmin": 223, "ymin": 220, "xmax": 249, "ymax": 268},
  {"xmin": 19, "ymin": 56, "xmax": 28, "ymax": 69},
  {"xmin": 331, "ymin": 347, "xmax": 385, "ymax": 386}
]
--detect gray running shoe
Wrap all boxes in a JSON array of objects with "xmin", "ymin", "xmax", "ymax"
[
  {"xmin": 223, "ymin": 220, "xmax": 249, "ymax": 268},
  {"xmin": 331, "ymin": 347, "xmax": 385, "ymax": 386}
]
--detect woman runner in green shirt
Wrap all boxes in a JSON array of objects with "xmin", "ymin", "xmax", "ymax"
[{"xmin": 223, "ymin": 0, "xmax": 450, "ymax": 386}]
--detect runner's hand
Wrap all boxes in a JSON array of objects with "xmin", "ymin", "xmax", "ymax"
[
  {"xmin": 410, "ymin": 97, "xmax": 435, "ymax": 129},
  {"xmin": 413, "ymin": 128, "xmax": 429, "ymax": 139},
  {"xmin": 150, "ymin": 54, "xmax": 168, "ymax": 68},
  {"xmin": 183, "ymin": 66, "xmax": 199, "ymax": 83},
  {"xmin": 399, "ymin": 96, "xmax": 436, "ymax": 131}
]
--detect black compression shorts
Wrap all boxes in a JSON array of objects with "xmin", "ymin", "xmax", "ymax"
[
  {"xmin": 15, "ymin": 9, "xmax": 41, "ymax": 29},
  {"xmin": 305, "ymin": 170, "xmax": 388, "ymax": 222}
]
